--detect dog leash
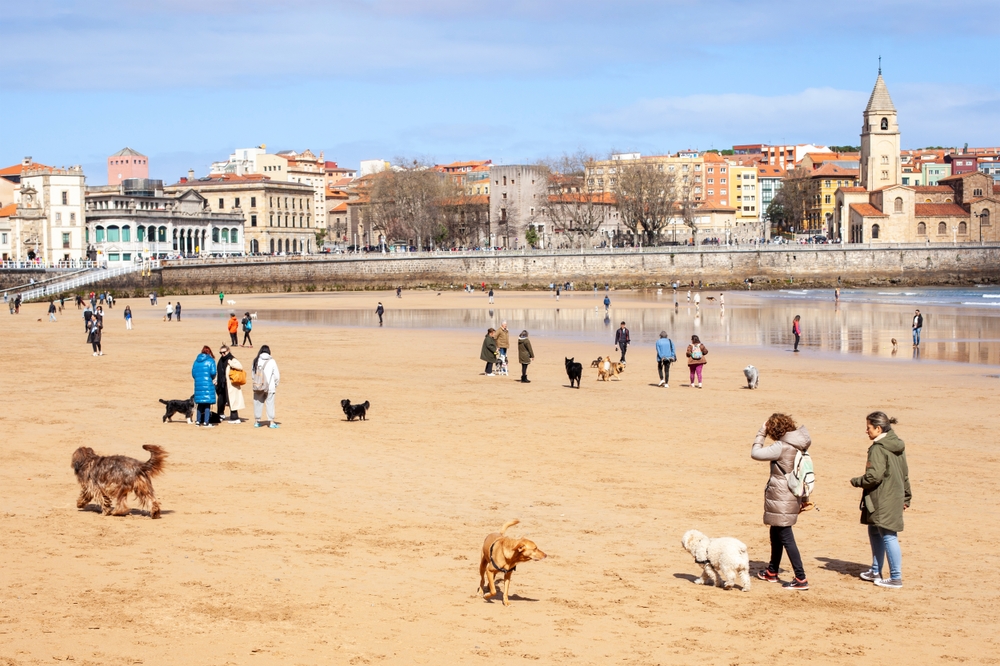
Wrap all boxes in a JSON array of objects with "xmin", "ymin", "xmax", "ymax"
[{"xmin": 489, "ymin": 540, "xmax": 516, "ymax": 573}]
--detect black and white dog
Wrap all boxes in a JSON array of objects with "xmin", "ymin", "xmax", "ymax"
[
  {"xmin": 160, "ymin": 396, "xmax": 195, "ymax": 423},
  {"xmin": 743, "ymin": 365, "xmax": 759, "ymax": 390},
  {"xmin": 341, "ymin": 399, "xmax": 371, "ymax": 421}
]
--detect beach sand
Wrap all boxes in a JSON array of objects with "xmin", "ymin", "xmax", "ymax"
[{"xmin": 3, "ymin": 291, "xmax": 999, "ymax": 665}]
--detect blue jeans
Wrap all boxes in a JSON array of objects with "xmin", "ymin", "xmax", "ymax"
[
  {"xmin": 912, "ymin": 327, "xmax": 921, "ymax": 345},
  {"xmin": 196, "ymin": 403, "xmax": 213, "ymax": 425},
  {"xmin": 868, "ymin": 525, "xmax": 902, "ymax": 580}
]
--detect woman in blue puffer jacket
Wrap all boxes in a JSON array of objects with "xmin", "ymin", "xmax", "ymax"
[{"xmin": 192, "ymin": 345, "xmax": 218, "ymax": 427}]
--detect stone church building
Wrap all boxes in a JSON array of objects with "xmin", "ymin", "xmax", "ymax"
[{"xmin": 834, "ymin": 74, "xmax": 1000, "ymax": 243}]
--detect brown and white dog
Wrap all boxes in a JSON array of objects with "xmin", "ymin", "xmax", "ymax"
[
  {"xmin": 479, "ymin": 519, "xmax": 547, "ymax": 606},
  {"xmin": 71, "ymin": 444, "xmax": 167, "ymax": 519}
]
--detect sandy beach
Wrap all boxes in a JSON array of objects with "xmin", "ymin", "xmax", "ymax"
[{"xmin": 3, "ymin": 290, "xmax": 999, "ymax": 665}]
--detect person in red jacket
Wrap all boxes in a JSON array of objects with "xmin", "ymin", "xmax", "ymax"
[
  {"xmin": 792, "ymin": 315, "xmax": 802, "ymax": 352},
  {"xmin": 227, "ymin": 312, "xmax": 239, "ymax": 346}
]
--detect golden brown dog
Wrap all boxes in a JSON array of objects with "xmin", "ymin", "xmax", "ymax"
[
  {"xmin": 479, "ymin": 519, "xmax": 547, "ymax": 606},
  {"xmin": 71, "ymin": 444, "xmax": 167, "ymax": 519}
]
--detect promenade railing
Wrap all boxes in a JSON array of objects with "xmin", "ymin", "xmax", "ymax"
[{"xmin": 10, "ymin": 261, "xmax": 159, "ymax": 302}]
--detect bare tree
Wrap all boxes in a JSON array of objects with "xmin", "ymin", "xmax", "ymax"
[
  {"xmin": 766, "ymin": 167, "xmax": 810, "ymax": 236},
  {"xmin": 612, "ymin": 160, "xmax": 678, "ymax": 245},
  {"xmin": 365, "ymin": 162, "xmax": 459, "ymax": 249}
]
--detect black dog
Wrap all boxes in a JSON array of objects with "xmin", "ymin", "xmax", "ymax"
[
  {"xmin": 341, "ymin": 399, "xmax": 370, "ymax": 421},
  {"xmin": 565, "ymin": 357, "xmax": 583, "ymax": 389},
  {"xmin": 160, "ymin": 397, "xmax": 195, "ymax": 423}
]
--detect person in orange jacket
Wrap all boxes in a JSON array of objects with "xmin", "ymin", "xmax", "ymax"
[{"xmin": 227, "ymin": 312, "xmax": 239, "ymax": 346}]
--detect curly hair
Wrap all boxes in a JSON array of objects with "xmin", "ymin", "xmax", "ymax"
[{"xmin": 765, "ymin": 413, "xmax": 797, "ymax": 441}]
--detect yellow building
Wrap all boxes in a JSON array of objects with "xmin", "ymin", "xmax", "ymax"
[
  {"xmin": 730, "ymin": 164, "xmax": 759, "ymax": 223},
  {"xmin": 805, "ymin": 163, "xmax": 859, "ymax": 233}
]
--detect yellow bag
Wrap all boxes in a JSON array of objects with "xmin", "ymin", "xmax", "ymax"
[{"xmin": 229, "ymin": 367, "xmax": 247, "ymax": 387}]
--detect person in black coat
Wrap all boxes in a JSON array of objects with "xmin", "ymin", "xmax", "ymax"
[{"xmin": 614, "ymin": 321, "xmax": 630, "ymax": 364}]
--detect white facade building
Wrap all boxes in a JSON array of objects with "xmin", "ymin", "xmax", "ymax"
[
  {"xmin": 8, "ymin": 158, "xmax": 87, "ymax": 262},
  {"xmin": 210, "ymin": 146, "xmax": 267, "ymax": 175}
]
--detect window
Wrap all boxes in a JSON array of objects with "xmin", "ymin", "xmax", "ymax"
[
  {"xmin": 218, "ymin": 198, "xmax": 225, "ymax": 209},
  {"xmin": 871, "ymin": 224, "xmax": 880, "ymax": 239},
  {"xmin": 235, "ymin": 197, "xmax": 240, "ymax": 208},
  {"xmin": 108, "ymin": 253, "xmax": 120, "ymax": 262},
  {"xmin": 95, "ymin": 227, "xmax": 105, "ymax": 242},
  {"xmin": 881, "ymin": 117, "xmax": 889, "ymax": 130},
  {"xmin": 137, "ymin": 227, "xmax": 145, "ymax": 242},
  {"xmin": 212, "ymin": 228, "xmax": 220, "ymax": 243},
  {"xmin": 122, "ymin": 226, "xmax": 131, "ymax": 241},
  {"xmin": 107, "ymin": 225, "xmax": 120, "ymax": 242},
  {"xmin": 708, "ymin": 178, "xmax": 714, "ymax": 184},
  {"xmin": 62, "ymin": 233, "xmax": 70, "ymax": 248},
  {"xmin": 231, "ymin": 228, "xmax": 238, "ymax": 244},
  {"xmin": 824, "ymin": 180, "xmax": 831, "ymax": 188},
  {"xmin": 982, "ymin": 210, "xmax": 991, "ymax": 226},
  {"xmin": 881, "ymin": 155, "xmax": 889, "ymax": 165},
  {"xmin": 959, "ymin": 221, "xmax": 968, "ymax": 235},
  {"xmin": 270, "ymin": 197, "xmax": 274, "ymax": 207},
  {"xmin": 269, "ymin": 214, "xmax": 273, "ymax": 226},
  {"xmin": 55, "ymin": 212, "xmax": 62, "ymax": 223},
  {"xmin": 825, "ymin": 195, "xmax": 831, "ymax": 204},
  {"xmin": 251, "ymin": 214, "xmax": 257, "ymax": 227},
  {"xmin": 894, "ymin": 197, "xmax": 904, "ymax": 213},
  {"xmin": 708, "ymin": 189, "xmax": 714, "ymax": 195},
  {"xmin": 158, "ymin": 226, "xmax": 167, "ymax": 242},
  {"xmin": 285, "ymin": 198, "xmax": 289, "ymax": 208},
  {"xmin": 973, "ymin": 188, "xmax": 983, "ymax": 197},
  {"xmin": 70, "ymin": 212, "xmax": 76, "ymax": 224},
  {"xmin": 938, "ymin": 221, "xmax": 948, "ymax": 234},
  {"xmin": 917, "ymin": 222, "xmax": 926, "ymax": 235},
  {"xmin": 721, "ymin": 178, "xmax": 727, "ymax": 184},
  {"xmin": 251, "ymin": 197, "xmax": 256, "ymax": 208},
  {"xmin": 881, "ymin": 170, "xmax": 889, "ymax": 180},
  {"xmin": 61, "ymin": 191, "xmax": 68, "ymax": 205},
  {"xmin": 721, "ymin": 189, "xmax": 727, "ymax": 195},
  {"xmin": 123, "ymin": 253, "xmax": 131, "ymax": 261}
]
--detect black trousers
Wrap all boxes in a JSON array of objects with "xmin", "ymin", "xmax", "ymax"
[
  {"xmin": 243, "ymin": 331, "xmax": 252, "ymax": 346},
  {"xmin": 768, "ymin": 525, "xmax": 805, "ymax": 579},
  {"xmin": 485, "ymin": 361, "xmax": 494, "ymax": 374},
  {"xmin": 619, "ymin": 343, "xmax": 628, "ymax": 363},
  {"xmin": 793, "ymin": 334, "xmax": 801, "ymax": 351},
  {"xmin": 230, "ymin": 332, "xmax": 238, "ymax": 345},
  {"xmin": 657, "ymin": 359, "xmax": 671, "ymax": 382},
  {"xmin": 521, "ymin": 363, "xmax": 529, "ymax": 379}
]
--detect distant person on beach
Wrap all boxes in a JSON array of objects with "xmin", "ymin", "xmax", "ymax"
[
  {"xmin": 752, "ymin": 413, "xmax": 812, "ymax": 591},
  {"xmin": 604, "ymin": 295, "xmax": 611, "ymax": 313},
  {"xmin": 655, "ymin": 331, "xmax": 676, "ymax": 388},
  {"xmin": 227, "ymin": 312, "xmax": 239, "ymax": 344},
  {"xmin": 835, "ymin": 288, "xmax": 840, "ymax": 304},
  {"xmin": 376, "ymin": 302, "xmax": 384, "ymax": 326},
  {"xmin": 48, "ymin": 300, "xmax": 57, "ymax": 322},
  {"xmin": 124, "ymin": 306, "xmax": 133, "ymax": 330},
  {"xmin": 149, "ymin": 292, "xmax": 157, "ymax": 306},
  {"xmin": 166, "ymin": 302, "xmax": 172, "ymax": 322},
  {"xmin": 517, "ymin": 329, "xmax": 534, "ymax": 383},
  {"xmin": 252, "ymin": 345, "xmax": 280, "ymax": 428},
  {"xmin": 488, "ymin": 288, "xmax": 494, "ymax": 305},
  {"xmin": 793, "ymin": 315, "xmax": 802, "ymax": 352},
  {"xmin": 396, "ymin": 286, "xmax": 402, "ymax": 298},
  {"xmin": 83, "ymin": 304, "xmax": 93, "ymax": 331},
  {"xmin": 851, "ymin": 411, "xmax": 910, "ymax": 589},
  {"xmin": 480, "ymin": 328, "xmax": 498, "ymax": 376},
  {"xmin": 87, "ymin": 315, "xmax": 103, "ymax": 356},
  {"xmin": 912, "ymin": 310, "xmax": 923, "ymax": 347},
  {"xmin": 615, "ymin": 321, "xmax": 630, "ymax": 364},
  {"xmin": 686, "ymin": 335, "xmax": 707, "ymax": 388},
  {"xmin": 192, "ymin": 346, "xmax": 217, "ymax": 427},
  {"xmin": 687, "ymin": 289, "xmax": 691, "ymax": 303},
  {"xmin": 241, "ymin": 312, "xmax": 253, "ymax": 347},
  {"xmin": 174, "ymin": 301, "xmax": 182, "ymax": 322},
  {"xmin": 219, "ymin": 291, "xmax": 225, "ymax": 305},
  {"xmin": 556, "ymin": 287, "xmax": 561, "ymax": 301},
  {"xmin": 216, "ymin": 344, "xmax": 245, "ymax": 424},
  {"xmin": 496, "ymin": 321, "xmax": 510, "ymax": 362},
  {"xmin": 694, "ymin": 292, "xmax": 701, "ymax": 309}
]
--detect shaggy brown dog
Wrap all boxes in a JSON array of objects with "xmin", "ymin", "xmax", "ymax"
[
  {"xmin": 71, "ymin": 444, "xmax": 167, "ymax": 519},
  {"xmin": 479, "ymin": 519, "xmax": 547, "ymax": 606}
]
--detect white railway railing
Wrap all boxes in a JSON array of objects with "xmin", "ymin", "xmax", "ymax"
[{"xmin": 11, "ymin": 261, "xmax": 159, "ymax": 302}]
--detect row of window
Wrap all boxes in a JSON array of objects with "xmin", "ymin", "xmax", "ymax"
[
  {"xmin": 269, "ymin": 214, "xmax": 310, "ymax": 228},
  {"xmin": 54, "ymin": 212, "xmax": 78, "ymax": 224},
  {"xmin": 88, "ymin": 225, "xmax": 240, "ymax": 244}
]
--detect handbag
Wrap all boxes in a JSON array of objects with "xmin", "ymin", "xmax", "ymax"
[{"xmin": 229, "ymin": 367, "xmax": 247, "ymax": 386}]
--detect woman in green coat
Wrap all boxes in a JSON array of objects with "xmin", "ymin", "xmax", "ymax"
[
  {"xmin": 850, "ymin": 411, "xmax": 911, "ymax": 589},
  {"xmin": 480, "ymin": 328, "xmax": 498, "ymax": 376},
  {"xmin": 517, "ymin": 330, "xmax": 534, "ymax": 383}
]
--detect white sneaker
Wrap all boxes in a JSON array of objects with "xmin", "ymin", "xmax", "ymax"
[
  {"xmin": 664, "ymin": 384, "xmax": 669, "ymax": 388},
  {"xmin": 658, "ymin": 380, "xmax": 665, "ymax": 386},
  {"xmin": 93, "ymin": 352, "xmax": 98, "ymax": 356},
  {"xmin": 486, "ymin": 373, "xmax": 495, "ymax": 377},
  {"xmin": 860, "ymin": 570, "xmax": 879, "ymax": 582},
  {"xmin": 697, "ymin": 383, "xmax": 703, "ymax": 388}
]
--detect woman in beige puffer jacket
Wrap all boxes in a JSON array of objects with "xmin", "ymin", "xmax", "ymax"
[{"xmin": 751, "ymin": 413, "xmax": 812, "ymax": 590}]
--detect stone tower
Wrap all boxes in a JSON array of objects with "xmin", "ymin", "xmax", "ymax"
[{"xmin": 860, "ymin": 72, "xmax": 901, "ymax": 191}]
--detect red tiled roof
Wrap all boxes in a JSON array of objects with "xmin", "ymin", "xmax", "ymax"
[
  {"xmin": 757, "ymin": 166, "xmax": 786, "ymax": 177},
  {"xmin": 839, "ymin": 187, "xmax": 867, "ymax": 193},
  {"xmin": 911, "ymin": 185, "xmax": 954, "ymax": 193},
  {"xmin": 0, "ymin": 162, "xmax": 49, "ymax": 176},
  {"xmin": 330, "ymin": 202, "xmax": 348, "ymax": 212},
  {"xmin": 548, "ymin": 192, "xmax": 616, "ymax": 205},
  {"xmin": 850, "ymin": 203, "xmax": 887, "ymax": 217},
  {"xmin": 938, "ymin": 171, "xmax": 987, "ymax": 182},
  {"xmin": 811, "ymin": 163, "xmax": 859, "ymax": 178},
  {"xmin": 915, "ymin": 203, "xmax": 968, "ymax": 217},
  {"xmin": 0, "ymin": 203, "xmax": 16, "ymax": 217}
]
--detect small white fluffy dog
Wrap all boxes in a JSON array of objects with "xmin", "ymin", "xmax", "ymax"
[
  {"xmin": 743, "ymin": 364, "xmax": 759, "ymax": 389},
  {"xmin": 681, "ymin": 529, "xmax": 751, "ymax": 591}
]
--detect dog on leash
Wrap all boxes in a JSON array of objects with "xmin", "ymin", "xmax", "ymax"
[
  {"xmin": 479, "ymin": 519, "xmax": 547, "ymax": 606},
  {"xmin": 681, "ymin": 529, "xmax": 751, "ymax": 591},
  {"xmin": 497, "ymin": 354, "xmax": 509, "ymax": 376},
  {"xmin": 743, "ymin": 365, "xmax": 759, "ymax": 389},
  {"xmin": 565, "ymin": 357, "xmax": 583, "ymax": 388},
  {"xmin": 341, "ymin": 399, "xmax": 370, "ymax": 421},
  {"xmin": 71, "ymin": 444, "xmax": 167, "ymax": 519},
  {"xmin": 160, "ymin": 396, "xmax": 195, "ymax": 423}
]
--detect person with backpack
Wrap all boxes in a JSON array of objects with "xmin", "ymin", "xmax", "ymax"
[
  {"xmin": 251, "ymin": 345, "xmax": 280, "ymax": 428},
  {"xmin": 752, "ymin": 412, "xmax": 813, "ymax": 590},
  {"xmin": 216, "ymin": 344, "xmax": 246, "ymax": 424},
  {"xmin": 655, "ymin": 331, "xmax": 676, "ymax": 388},
  {"xmin": 851, "ymin": 411, "xmax": 911, "ymax": 589},
  {"xmin": 603, "ymin": 295, "xmax": 611, "ymax": 314},
  {"xmin": 686, "ymin": 335, "xmax": 708, "ymax": 388},
  {"xmin": 241, "ymin": 312, "xmax": 253, "ymax": 347},
  {"xmin": 191, "ymin": 346, "xmax": 217, "ymax": 427}
]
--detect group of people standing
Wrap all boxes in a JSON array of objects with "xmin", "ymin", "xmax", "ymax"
[
  {"xmin": 480, "ymin": 321, "xmax": 534, "ymax": 382},
  {"xmin": 191, "ymin": 343, "xmax": 279, "ymax": 428},
  {"xmin": 752, "ymin": 411, "xmax": 910, "ymax": 591}
]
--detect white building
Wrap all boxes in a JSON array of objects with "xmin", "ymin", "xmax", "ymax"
[
  {"xmin": 6, "ymin": 157, "xmax": 87, "ymax": 262},
  {"xmin": 210, "ymin": 146, "xmax": 267, "ymax": 175}
]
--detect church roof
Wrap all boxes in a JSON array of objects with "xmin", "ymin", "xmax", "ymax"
[
  {"xmin": 110, "ymin": 147, "xmax": 145, "ymax": 157},
  {"xmin": 914, "ymin": 203, "xmax": 968, "ymax": 217},
  {"xmin": 850, "ymin": 203, "xmax": 886, "ymax": 217},
  {"xmin": 865, "ymin": 74, "xmax": 896, "ymax": 113},
  {"xmin": 912, "ymin": 185, "xmax": 954, "ymax": 193},
  {"xmin": 0, "ymin": 203, "xmax": 16, "ymax": 218}
]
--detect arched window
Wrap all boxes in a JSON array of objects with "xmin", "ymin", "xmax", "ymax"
[
  {"xmin": 230, "ymin": 228, "xmax": 238, "ymax": 244},
  {"xmin": 881, "ymin": 117, "xmax": 889, "ymax": 130},
  {"xmin": 938, "ymin": 222, "xmax": 948, "ymax": 235},
  {"xmin": 959, "ymin": 221, "xmax": 967, "ymax": 235},
  {"xmin": 107, "ymin": 225, "xmax": 120, "ymax": 242},
  {"xmin": 95, "ymin": 226, "xmax": 105, "ymax": 243},
  {"xmin": 270, "ymin": 238, "xmax": 275, "ymax": 254},
  {"xmin": 945, "ymin": 198, "xmax": 953, "ymax": 203},
  {"xmin": 212, "ymin": 228, "xmax": 219, "ymax": 243},
  {"xmin": 158, "ymin": 226, "xmax": 167, "ymax": 242},
  {"xmin": 122, "ymin": 226, "xmax": 130, "ymax": 242},
  {"xmin": 894, "ymin": 197, "xmax": 903, "ymax": 213},
  {"xmin": 871, "ymin": 224, "xmax": 880, "ymax": 239},
  {"xmin": 917, "ymin": 222, "xmax": 926, "ymax": 235},
  {"xmin": 221, "ymin": 228, "xmax": 229, "ymax": 243},
  {"xmin": 982, "ymin": 209, "xmax": 991, "ymax": 227},
  {"xmin": 285, "ymin": 239, "xmax": 290, "ymax": 253},
  {"xmin": 250, "ymin": 238, "xmax": 258, "ymax": 253},
  {"xmin": 137, "ymin": 226, "xmax": 145, "ymax": 242},
  {"xmin": 293, "ymin": 239, "xmax": 298, "ymax": 253}
]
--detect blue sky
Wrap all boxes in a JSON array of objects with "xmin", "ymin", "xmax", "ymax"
[{"xmin": 4, "ymin": 0, "xmax": 999, "ymax": 184}]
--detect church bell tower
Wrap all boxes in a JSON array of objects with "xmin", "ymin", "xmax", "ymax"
[{"xmin": 860, "ymin": 66, "xmax": 901, "ymax": 191}]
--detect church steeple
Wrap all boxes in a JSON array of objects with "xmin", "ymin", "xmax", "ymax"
[{"xmin": 860, "ymin": 71, "xmax": 901, "ymax": 191}]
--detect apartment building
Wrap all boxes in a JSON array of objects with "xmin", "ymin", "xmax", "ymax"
[
  {"xmin": 2, "ymin": 157, "xmax": 87, "ymax": 262},
  {"xmin": 805, "ymin": 163, "xmax": 859, "ymax": 233},
  {"xmin": 762, "ymin": 144, "xmax": 830, "ymax": 169}
]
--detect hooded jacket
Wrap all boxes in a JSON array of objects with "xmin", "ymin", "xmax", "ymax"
[
  {"xmin": 517, "ymin": 331, "xmax": 534, "ymax": 364},
  {"xmin": 191, "ymin": 353, "xmax": 218, "ymax": 404},
  {"xmin": 851, "ymin": 431, "xmax": 911, "ymax": 532},
  {"xmin": 253, "ymin": 352, "xmax": 280, "ymax": 393},
  {"xmin": 751, "ymin": 425, "xmax": 812, "ymax": 527},
  {"xmin": 480, "ymin": 333, "xmax": 498, "ymax": 363}
]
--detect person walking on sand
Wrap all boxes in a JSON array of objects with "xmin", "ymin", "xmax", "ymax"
[
  {"xmin": 87, "ymin": 316, "xmax": 103, "ymax": 356},
  {"xmin": 912, "ymin": 310, "xmax": 923, "ymax": 347},
  {"xmin": 83, "ymin": 303, "xmax": 93, "ymax": 331},
  {"xmin": 851, "ymin": 411, "xmax": 911, "ymax": 589},
  {"xmin": 792, "ymin": 315, "xmax": 802, "ymax": 352},
  {"xmin": 219, "ymin": 291, "xmax": 225, "ymax": 305},
  {"xmin": 517, "ymin": 329, "xmax": 534, "ymax": 383},
  {"xmin": 376, "ymin": 302, "xmax": 384, "ymax": 326},
  {"xmin": 687, "ymin": 289, "xmax": 691, "ymax": 304},
  {"xmin": 174, "ymin": 301, "xmax": 182, "ymax": 322},
  {"xmin": 752, "ymin": 412, "xmax": 812, "ymax": 591},
  {"xmin": 496, "ymin": 321, "xmax": 510, "ymax": 363},
  {"xmin": 655, "ymin": 331, "xmax": 676, "ymax": 388},
  {"xmin": 192, "ymin": 346, "xmax": 217, "ymax": 427},
  {"xmin": 252, "ymin": 345, "xmax": 280, "ymax": 428},
  {"xmin": 835, "ymin": 287, "xmax": 840, "ymax": 304},
  {"xmin": 216, "ymin": 344, "xmax": 246, "ymax": 424},
  {"xmin": 241, "ymin": 312, "xmax": 253, "ymax": 347},
  {"xmin": 686, "ymin": 335, "xmax": 707, "ymax": 388},
  {"xmin": 694, "ymin": 291, "xmax": 701, "ymax": 310},
  {"xmin": 488, "ymin": 288, "xmax": 494, "ymax": 305},
  {"xmin": 227, "ymin": 312, "xmax": 239, "ymax": 345},
  {"xmin": 604, "ymin": 295, "xmax": 611, "ymax": 314},
  {"xmin": 124, "ymin": 305, "xmax": 133, "ymax": 330},
  {"xmin": 48, "ymin": 300, "xmax": 57, "ymax": 322},
  {"xmin": 396, "ymin": 286, "xmax": 402, "ymax": 299},
  {"xmin": 165, "ymin": 302, "xmax": 172, "ymax": 322},
  {"xmin": 480, "ymin": 328, "xmax": 498, "ymax": 376},
  {"xmin": 615, "ymin": 321, "xmax": 630, "ymax": 364}
]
